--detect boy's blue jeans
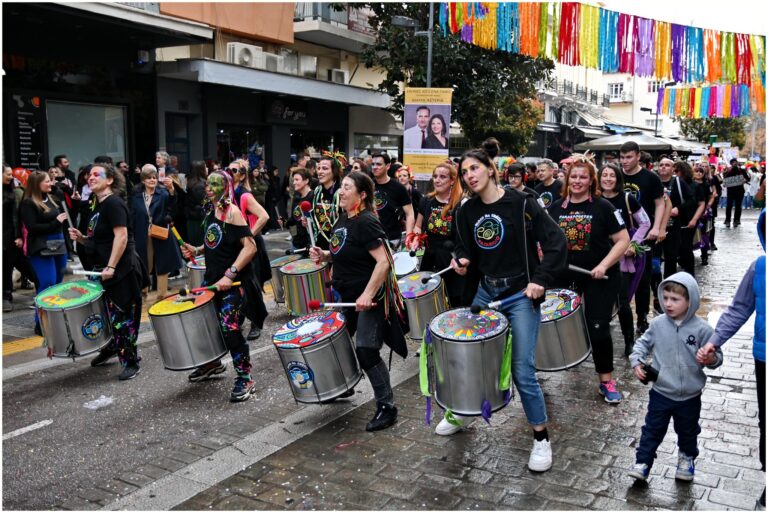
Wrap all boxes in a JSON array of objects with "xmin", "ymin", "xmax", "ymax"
[
  {"xmin": 472, "ymin": 282, "xmax": 547, "ymax": 426},
  {"xmin": 636, "ymin": 388, "xmax": 701, "ymax": 467}
]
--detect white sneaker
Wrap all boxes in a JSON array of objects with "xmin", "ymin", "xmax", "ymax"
[
  {"xmin": 528, "ymin": 439, "xmax": 553, "ymax": 472},
  {"xmin": 434, "ymin": 413, "xmax": 473, "ymax": 436}
]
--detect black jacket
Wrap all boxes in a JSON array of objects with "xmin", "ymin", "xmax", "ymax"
[{"xmin": 18, "ymin": 197, "xmax": 64, "ymax": 257}]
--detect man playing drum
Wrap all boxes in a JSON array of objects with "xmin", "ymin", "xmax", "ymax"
[{"xmin": 448, "ymin": 147, "xmax": 567, "ymax": 473}]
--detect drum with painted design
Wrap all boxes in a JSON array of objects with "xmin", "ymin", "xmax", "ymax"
[
  {"xmin": 392, "ymin": 251, "xmax": 418, "ymax": 278},
  {"xmin": 186, "ymin": 257, "xmax": 206, "ymax": 291},
  {"xmin": 535, "ymin": 288, "xmax": 592, "ymax": 371},
  {"xmin": 272, "ymin": 311, "xmax": 361, "ymax": 403},
  {"xmin": 35, "ymin": 280, "xmax": 113, "ymax": 358},
  {"xmin": 280, "ymin": 259, "xmax": 332, "ymax": 317},
  {"xmin": 429, "ymin": 308, "xmax": 510, "ymax": 416},
  {"xmin": 269, "ymin": 254, "xmax": 303, "ymax": 304},
  {"xmin": 397, "ymin": 271, "xmax": 448, "ymax": 340},
  {"xmin": 148, "ymin": 290, "xmax": 227, "ymax": 371}
]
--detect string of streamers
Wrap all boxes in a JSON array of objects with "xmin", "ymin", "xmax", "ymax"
[
  {"xmin": 659, "ymin": 82, "xmax": 764, "ymax": 118},
  {"xmin": 634, "ymin": 17, "xmax": 654, "ymax": 77}
]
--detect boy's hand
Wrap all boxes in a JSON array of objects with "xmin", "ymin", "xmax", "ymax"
[
  {"xmin": 696, "ymin": 342, "xmax": 716, "ymax": 364},
  {"xmin": 633, "ymin": 365, "xmax": 647, "ymax": 382}
]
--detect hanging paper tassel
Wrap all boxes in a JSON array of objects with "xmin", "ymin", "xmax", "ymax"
[
  {"xmin": 736, "ymin": 33, "xmax": 752, "ymax": 86},
  {"xmin": 654, "ymin": 20, "xmax": 671, "ymax": 79},
  {"xmin": 693, "ymin": 87, "xmax": 702, "ymax": 119},
  {"xmin": 497, "ymin": 2, "xmax": 511, "ymax": 52},
  {"xmin": 722, "ymin": 32, "xmax": 737, "ymax": 83},
  {"xmin": 439, "ymin": 2, "xmax": 448, "ymax": 36},
  {"xmin": 723, "ymin": 84, "xmax": 732, "ymax": 118},
  {"xmin": 705, "ymin": 29, "xmax": 722, "ymax": 83},
  {"xmin": 549, "ymin": 2, "xmax": 561, "ymax": 60},
  {"xmin": 481, "ymin": 399, "xmax": 492, "ymax": 424},
  {"xmin": 538, "ymin": 1, "xmax": 549, "ymax": 58},
  {"xmin": 617, "ymin": 13, "xmax": 635, "ymax": 73},
  {"xmin": 663, "ymin": 87, "xmax": 671, "ymax": 116},
  {"xmin": 599, "ymin": 9, "xmax": 619, "ymax": 72},
  {"xmin": 634, "ymin": 17, "xmax": 654, "ymax": 77},
  {"xmin": 671, "ymin": 23, "xmax": 685, "ymax": 82},
  {"xmin": 716, "ymin": 85, "xmax": 725, "ymax": 117},
  {"xmin": 672, "ymin": 88, "xmax": 681, "ymax": 117},
  {"xmin": 559, "ymin": 2, "xmax": 580, "ymax": 65},
  {"xmin": 510, "ymin": 2, "xmax": 520, "ymax": 54},
  {"xmin": 657, "ymin": 87, "xmax": 664, "ymax": 114},
  {"xmin": 708, "ymin": 86, "xmax": 717, "ymax": 117}
]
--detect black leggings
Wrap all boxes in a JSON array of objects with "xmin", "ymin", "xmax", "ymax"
[
  {"xmin": 616, "ymin": 272, "xmax": 635, "ymax": 345},
  {"xmin": 757, "ymin": 359, "xmax": 765, "ymax": 471},
  {"xmin": 241, "ymin": 265, "xmax": 268, "ymax": 329}
]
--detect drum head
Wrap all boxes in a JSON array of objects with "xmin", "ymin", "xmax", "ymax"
[
  {"xmin": 270, "ymin": 254, "xmax": 303, "ymax": 268},
  {"xmin": 280, "ymin": 259, "xmax": 326, "ymax": 275},
  {"xmin": 397, "ymin": 272, "xmax": 441, "ymax": 299},
  {"xmin": 429, "ymin": 307, "xmax": 508, "ymax": 342},
  {"xmin": 148, "ymin": 290, "xmax": 215, "ymax": 316},
  {"xmin": 393, "ymin": 252, "xmax": 418, "ymax": 275},
  {"xmin": 540, "ymin": 289, "xmax": 581, "ymax": 322},
  {"xmin": 35, "ymin": 280, "xmax": 103, "ymax": 310},
  {"xmin": 186, "ymin": 257, "xmax": 206, "ymax": 271},
  {"xmin": 273, "ymin": 311, "xmax": 346, "ymax": 348}
]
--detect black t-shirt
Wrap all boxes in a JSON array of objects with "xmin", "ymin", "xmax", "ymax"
[
  {"xmin": 328, "ymin": 210, "xmax": 386, "ymax": 300},
  {"xmin": 86, "ymin": 195, "xmax": 135, "ymax": 275},
  {"xmin": 534, "ymin": 179, "xmax": 563, "ymax": 208},
  {"xmin": 312, "ymin": 183, "xmax": 340, "ymax": 248},
  {"xmin": 409, "ymin": 187, "xmax": 423, "ymax": 220},
  {"xmin": 202, "ymin": 212, "xmax": 253, "ymax": 284},
  {"xmin": 603, "ymin": 192, "xmax": 641, "ymax": 232},
  {"xmin": 454, "ymin": 190, "xmax": 525, "ymax": 280},
  {"xmin": 374, "ymin": 178, "xmax": 410, "ymax": 239},
  {"xmin": 662, "ymin": 177, "xmax": 694, "ymax": 227},
  {"xmin": 287, "ymin": 189, "xmax": 313, "ymax": 249},
  {"xmin": 419, "ymin": 196, "xmax": 454, "ymax": 246},
  {"xmin": 548, "ymin": 196, "xmax": 626, "ymax": 270},
  {"xmin": 623, "ymin": 168, "xmax": 663, "ymax": 224}
]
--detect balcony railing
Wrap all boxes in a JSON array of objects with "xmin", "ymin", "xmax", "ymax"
[
  {"xmin": 537, "ymin": 78, "xmax": 607, "ymax": 108},
  {"xmin": 117, "ymin": 2, "xmax": 160, "ymax": 13},
  {"xmin": 294, "ymin": 3, "xmax": 375, "ymax": 36}
]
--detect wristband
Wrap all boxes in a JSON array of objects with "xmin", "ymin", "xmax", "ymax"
[
  {"xmin": 224, "ymin": 269, "xmax": 237, "ymax": 280},
  {"xmin": 105, "ymin": 265, "xmax": 115, "ymax": 270}
]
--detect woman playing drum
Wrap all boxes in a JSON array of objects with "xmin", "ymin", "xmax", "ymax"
[
  {"xmin": 310, "ymin": 171, "xmax": 407, "ymax": 432},
  {"xmin": 181, "ymin": 171, "xmax": 258, "ymax": 402},
  {"xmin": 407, "ymin": 161, "xmax": 465, "ymax": 307},
  {"xmin": 68, "ymin": 163, "xmax": 148, "ymax": 380},
  {"xmin": 449, "ymin": 148, "xmax": 568, "ymax": 473},
  {"xmin": 311, "ymin": 152, "xmax": 344, "ymax": 251},
  {"xmin": 548, "ymin": 155, "xmax": 630, "ymax": 403}
]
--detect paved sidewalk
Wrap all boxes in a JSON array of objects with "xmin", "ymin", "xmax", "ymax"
[{"xmin": 175, "ymin": 212, "xmax": 765, "ymax": 510}]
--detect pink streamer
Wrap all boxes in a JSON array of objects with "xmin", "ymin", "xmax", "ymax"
[
  {"xmin": 634, "ymin": 18, "xmax": 655, "ymax": 77},
  {"xmin": 716, "ymin": 85, "xmax": 725, "ymax": 117}
]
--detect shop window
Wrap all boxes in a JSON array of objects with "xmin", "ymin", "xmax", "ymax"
[
  {"xmin": 353, "ymin": 133, "xmax": 399, "ymax": 159},
  {"xmin": 46, "ymin": 100, "xmax": 127, "ymax": 169}
]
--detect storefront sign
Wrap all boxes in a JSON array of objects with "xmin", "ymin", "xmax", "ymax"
[
  {"xmin": 9, "ymin": 94, "xmax": 43, "ymax": 169},
  {"xmin": 266, "ymin": 99, "xmax": 308, "ymax": 125},
  {"xmin": 403, "ymin": 88, "xmax": 453, "ymax": 180}
]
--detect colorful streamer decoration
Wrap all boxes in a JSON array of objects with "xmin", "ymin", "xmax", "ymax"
[{"xmin": 439, "ymin": 2, "xmax": 766, "ymax": 118}]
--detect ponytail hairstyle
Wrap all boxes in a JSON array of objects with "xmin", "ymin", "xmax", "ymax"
[{"xmin": 428, "ymin": 160, "xmax": 464, "ymax": 217}]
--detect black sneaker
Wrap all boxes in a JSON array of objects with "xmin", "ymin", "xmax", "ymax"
[
  {"xmin": 636, "ymin": 319, "xmax": 649, "ymax": 335},
  {"xmin": 188, "ymin": 361, "xmax": 226, "ymax": 382},
  {"xmin": 91, "ymin": 348, "xmax": 118, "ymax": 367},
  {"xmin": 230, "ymin": 378, "xmax": 256, "ymax": 402},
  {"xmin": 724, "ymin": 221, "xmax": 731, "ymax": 227},
  {"xmin": 119, "ymin": 364, "xmax": 141, "ymax": 381},
  {"xmin": 624, "ymin": 341, "xmax": 634, "ymax": 357},
  {"xmin": 653, "ymin": 298, "xmax": 663, "ymax": 315},
  {"xmin": 711, "ymin": 244, "xmax": 718, "ymax": 251},
  {"xmin": 246, "ymin": 326, "xmax": 262, "ymax": 341},
  {"xmin": 365, "ymin": 403, "xmax": 398, "ymax": 432},
  {"xmin": 759, "ymin": 487, "xmax": 765, "ymax": 508}
]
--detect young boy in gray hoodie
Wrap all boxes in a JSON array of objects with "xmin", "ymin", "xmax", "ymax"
[{"xmin": 628, "ymin": 271, "xmax": 723, "ymax": 482}]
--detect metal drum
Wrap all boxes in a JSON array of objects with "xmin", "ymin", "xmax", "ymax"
[
  {"xmin": 186, "ymin": 257, "xmax": 206, "ymax": 291},
  {"xmin": 273, "ymin": 311, "xmax": 362, "ymax": 403},
  {"xmin": 429, "ymin": 308, "xmax": 510, "ymax": 416},
  {"xmin": 280, "ymin": 259, "xmax": 332, "ymax": 317},
  {"xmin": 393, "ymin": 251, "xmax": 418, "ymax": 278},
  {"xmin": 397, "ymin": 271, "xmax": 448, "ymax": 340},
  {"xmin": 148, "ymin": 290, "xmax": 228, "ymax": 371},
  {"xmin": 535, "ymin": 289, "xmax": 592, "ymax": 371},
  {"xmin": 269, "ymin": 254, "xmax": 303, "ymax": 304},
  {"xmin": 35, "ymin": 280, "xmax": 112, "ymax": 358}
]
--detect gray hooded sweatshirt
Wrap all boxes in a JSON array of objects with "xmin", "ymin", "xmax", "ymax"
[{"xmin": 629, "ymin": 272, "xmax": 723, "ymax": 402}]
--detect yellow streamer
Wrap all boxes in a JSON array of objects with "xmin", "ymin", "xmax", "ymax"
[
  {"xmin": 723, "ymin": 84, "xmax": 732, "ymax": 116},
  {"xmin": 662, "ymin": 87, "xmax": 671, "ymax": 115},
  {"xmin": 579, "ymin": 4, "xmax": 599, "ymax": 69},
  {"xmin": 654, "ymin": 21, "xmax": 671, "ymax": 80},
  {"xmin": 693, "ymin": 88, "xmax": 702, "ymax": 118}
]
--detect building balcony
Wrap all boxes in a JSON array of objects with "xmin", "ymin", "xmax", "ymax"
[
  {"xmin": 293, "ymin": 3, "xmax": 375, "ymax": 53},
  {"xmin": 536, "ymin": 78, "xmax": 608, "ymax": 109}
]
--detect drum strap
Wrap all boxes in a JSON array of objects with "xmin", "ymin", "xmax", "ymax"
[{"xmin": 62, "ymin": 311, "xmax": 78, "ymax": 360}]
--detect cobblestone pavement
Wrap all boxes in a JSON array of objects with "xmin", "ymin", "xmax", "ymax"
[{"xmin": 173, "ymin": 211, "xmax": 765, "ymax": 511}]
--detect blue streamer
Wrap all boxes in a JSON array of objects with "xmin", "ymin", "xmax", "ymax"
[
  {"xmin": 700, "ymin": 86, "xmax": 709, "ymax": 118},
  {"xmin": 669, "ymin": 88, "xmax": 676, "ymax": 117},
  {"xmin": 439, "ymin": 2, "xmax": 447, "ymax": 37},
  {"xmin": 599, "ymin": 9, "xmax": 619, "ymax": 72},
  {"xmin": 510, "ymin": 2, "xmax": 520, "ymax": 54},
  {"xmin": 425, "ymin": 396, "xmax": 432, "ymax": 426}
]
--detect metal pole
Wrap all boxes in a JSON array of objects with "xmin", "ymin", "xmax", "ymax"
[
  {"xmin": 426, "ymin": 2, "xmax": 433, "ymax": 88},
  {"xmin": 655, "ymin": 111, "xmax": 659, "ymax": 137}
]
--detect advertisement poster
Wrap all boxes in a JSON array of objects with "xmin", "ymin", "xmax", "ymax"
[{"xmin": 403, "ymin": 88, "xmax": 452, "ymax": 180}]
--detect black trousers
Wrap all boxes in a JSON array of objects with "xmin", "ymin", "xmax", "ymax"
[
  {"xmin": 725, "ymin": 188, "xmax": 745, "ymax": 224},
  {"xmin": 635, "ymin": 240, "xmax": 656, "ymax": 321},
  {"xmin": 757, "ymin": 359, "xmax": 766, "ymax": 471},
  {"xmin": 662, "ymin": 227, "xmax": 681, "ymax": 278},
  {"xmin": 678, "ymin": 226, "xmax": 696, "ymax": 277}
]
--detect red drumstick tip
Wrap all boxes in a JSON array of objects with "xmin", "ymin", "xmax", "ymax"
[
  {"xmin": 308, "ymin": 299, "xmax": 322, "ymax": 310},
  {"xmin": 300, "ymin": 201, "xmax": 313, "ymax": 213}
]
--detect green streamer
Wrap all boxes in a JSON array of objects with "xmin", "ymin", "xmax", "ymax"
[{"xmin": 499, "ymin": 331, "xmax": 513, "ymax": 390}]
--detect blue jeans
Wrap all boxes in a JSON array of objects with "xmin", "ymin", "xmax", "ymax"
[
  {"xmin": 30, "ymin": 252, "xmax": 68, "ymax": 324},
  {"xmin": 636, "ymin": 388, "xmax": 701, "ymax": 467},
  {"xmin": 473, "ymin": 283, "xmax": 548, "ymax": 426}
]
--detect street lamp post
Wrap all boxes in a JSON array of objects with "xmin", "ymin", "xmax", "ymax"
[
  {"xmin": 392, "ymin": 3, "xmax": 434, "ymax": 88},
  {"xmin": 640, "ymin": 107, "xmax": 659, "ymax": 137}
]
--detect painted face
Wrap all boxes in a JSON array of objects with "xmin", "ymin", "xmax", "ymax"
[
  {"xmin": 568, "ymin": 166, "xmax": 592, "ymax": 197},
  {"xmin": 599, "ymin": 168, "xmax": 617, "ymax": 193},
  {"xmin": 371, "ymin": 158, "xmax": 387, "ymax": 179},
  {"xmin": 338, "ymin": 176, "xmax": 362, "ymax": 212},
  {"xmin": 317, "ymin": 159, "xmax": 334, "ymax": 185},
  {"xmin": 460, "ymin": 157, "xmax": 493, "ymax": 193},
  {"xmin": 88, "ymin": 167, "xmax": 109, "ymax": 191},
  {"xmin": 432, "ymin": 167, "xmax": 454, "ymax": 194},
  {"xmin": 206, "ymin": 173, "xmax": 225, "ymax": 200}
]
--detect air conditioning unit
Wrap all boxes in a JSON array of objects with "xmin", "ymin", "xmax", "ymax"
[
  {"xmin": 259, "ymin": 52, "xmax": 283, "ymax": 73},
  {"xmin": 327, "ymin": 68, "xmax": 348, "ymax": 84},
  {"xmin": 226, "ymin": 42, "xmax": 263, "ymax": 68},
  {"xmin": 298, "ymin": 55, "xmax": 318, "ymax": 78}
]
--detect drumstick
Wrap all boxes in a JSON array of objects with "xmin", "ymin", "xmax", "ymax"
[
  {"xmin": 300, "ymin": 201, "xmax": 316, "ymax": 248},
  {"xmin": 60, "ymin": 201, "xmax": 76, "ymax": 251},
  {"xmin": 179, "ymin": 281, "xmax": 242, "ymax": 296},
  {"xmin": 421, "ymin": 266, "xmax": 452, "ymax": 283},
  {"xmin": 285, "ymin": 247, "xmax": 308, "ymax": 255},
  {"xmin": 170, "ymin": 224, "xmax": 198, "ymax": 265},
  {"xmin": 308, "ymin": 300, "xmax": 377, "ymax": 310},
  {"xmin": 73, "ymin": 269, "xmax": 103, "ymax": 277},
  {"xmin": 569, "ymin": 264, "xmax": 609, "ymax": 280},
  {"xmin": 470, "ymin": 290, "xmax": 527, "ymax": 314}
]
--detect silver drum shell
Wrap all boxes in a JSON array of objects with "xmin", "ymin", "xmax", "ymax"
[
  {"xmin": 281, "ymin": 267, "xmax": 332, "ymax": 317},
  {"xmin": 431, "ymin": 316, "xmax": 510, "ymax": 416},
  {"xmin": 149, "ymin": 299, "xmax": 228, "ymax": 371},
  {"xmin": 270, "ymin": 266, "xmax": 286, "ymax": 303},
  {"xmin": 40, "ymin": 294, "xmax": 112, "ymax": 358},
  {"xmin": 186, "ymin": 259, "xmax": 206, "ymax": 291},
  {"xmin": 535, "ymin": 302, "xmax": 592, "ymax": 371},
  {"xmin": 402, "ymin": 278, "xmax": 448, "ymax": 341},
  {"xmin": 274, "ymin": 325, "xmax": 362, "ymax": 404}
]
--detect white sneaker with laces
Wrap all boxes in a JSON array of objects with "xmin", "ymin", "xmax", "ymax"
[
  {"xmin": 528, "ymin": 439, "xmax": 553, "ymax": 472},
  {"xmin": 434, "ymin": 413, "xmax": 473, "ymax": 436}
]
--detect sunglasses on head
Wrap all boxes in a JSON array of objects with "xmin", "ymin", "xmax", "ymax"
[{"xmin": 227, "ymin": 167, "xmax": 240, "ymax": 173}]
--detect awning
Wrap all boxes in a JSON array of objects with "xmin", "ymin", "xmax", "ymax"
[
  {"xmin": 576, "ymin": 126, "xmax": 612, "ymax": 139},
  {"xmin": 573, "ymin": 110, "xmax": 606, "ymax": 127},
  {"xmin": 536, "ymin": 122, "xmax": 561, "ymax": 133},
  {"xmin": 574, "ymin": 132, "xmax": 676, "ymax": 151},
  {"xmin": 157, "ymin": 59, "xmax": 391, "ymax": 109}
]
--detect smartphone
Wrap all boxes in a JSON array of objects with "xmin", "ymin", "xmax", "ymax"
[{"xmin": 159, "ymin": 168, "xmax": 166, "ymax": 180}]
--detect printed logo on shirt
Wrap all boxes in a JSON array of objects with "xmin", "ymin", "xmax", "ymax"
[
  {"xmin": 329, "ymin": 227, "xmax": 347, "ymax": 255},
  {"xmin": 473, "ymin": 214, "xmax": 504, "ymax": 250},
  {"xmin": 374, "ymin": 189, "xmax": 387, "ymax": 211},
  {"xmin": 205, "ymin": 223, "xmax": 223, "ymax": 249},
  {"xmin": 624, "ymin": 183, "xmax": 642, "ymax": 204},
  {"xmin": 426, "ymin": 206, "xmax": 451, "ymax": 236},
  {"xmin": 292, "ymin": 204, "xmax": 303, "ymax": 222},
  {"xmin": 558, "ymin": 212, "xmax": 593, "ymax": 251},
  {"xmin": 539, "ymin": 191, "xmax": 554, "ymax": 208},
  {"xmin": 87, "ymin": 213, "xmax": 100, "ymax": 237}
]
